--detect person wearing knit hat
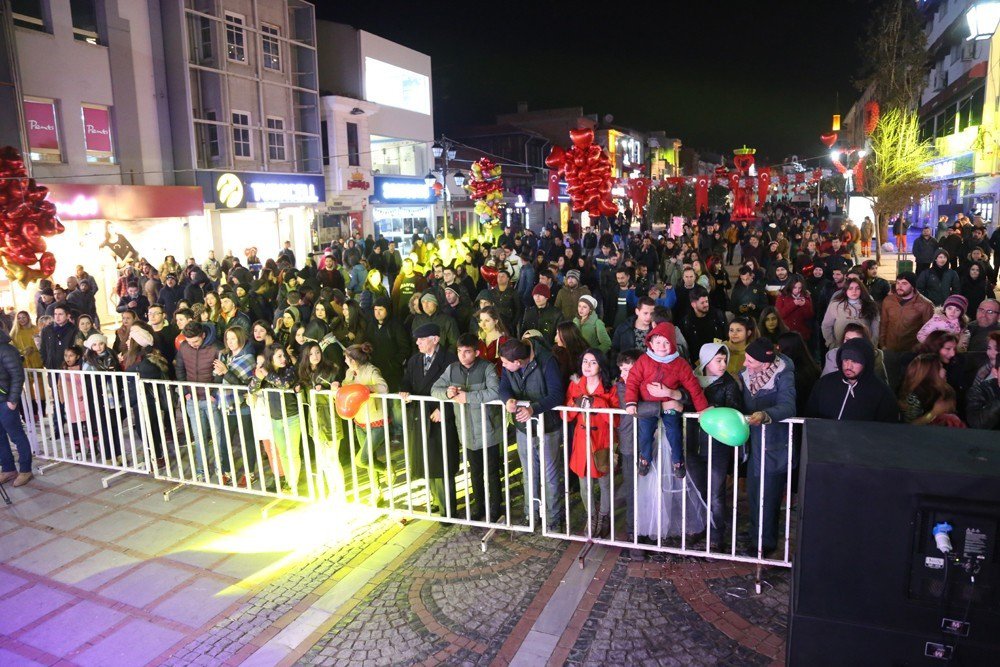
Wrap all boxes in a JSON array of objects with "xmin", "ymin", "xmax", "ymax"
[
  {"xmin": 916, "ymin": 292, "xmax": 969, "ymax": 343},
  {"xmin": 553, "ymin": 268, "xmax": 592, "ymax": 320},
  {"xmin": 520, "ymin": 282, "xmax": 563, "ymax": 345},
  {"xmin": 420, "ymin": 292, "xmax": 438, "ymax": 306},
  {"xmin": 574, "ymin": 294, "xmax": 611, "ymax": 353},
  {"xmin": 84, "ymin": 333, "xmax": 108, "ymax": 351},
  {"xmin": 565, "ymin": 269, "xmax": 581, "ymax": 283},
  {"xmin": 915, "ymin": 248, "xmax": 961, "ymax": 306},
  {"xmin": 738, "ymin": 332, "xmax": 796, "ymax": 557},
  {"xmin": 129, "ymin": 325, "xmax": 154, "ymax": 349}
]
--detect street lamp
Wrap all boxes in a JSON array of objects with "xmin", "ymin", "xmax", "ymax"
[
  {"xmin": 453, "ymin": 171, "xmax": 466, "ymax": 187},
  {"xmin": 423, "ymin": 172, "xmax": 436, "ymax": 187},
  {"xmin": 967, "ymin": 2, "xmax": 1000, "ymax": 40}
]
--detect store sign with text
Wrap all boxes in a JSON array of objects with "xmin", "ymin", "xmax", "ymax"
[
  {"xmin": 82, "ymin": 106, "xmax": 113, "ymax": 153},
  {"xmin": 43, "ymin": 183, "xmax": 205, "ymax": 220},
  {"xmin": 196, "ymin": 171, "xmax": 326, "ymax": 208},
  {"xmin": 23, "ymin": 100, "xmax": 60, "ymax": 151},
  {"xmin": 370, "ymin": 175, "xmax": 436, "ymax": 205}
]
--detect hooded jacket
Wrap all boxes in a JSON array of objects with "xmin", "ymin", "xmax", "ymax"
[
  {"xmin": 0, "ymin": 330, "xmax": 25, "ymax": 407},
  {"xmin": 175, "ymin": 322, "xmax": 221, "ymax": 384},
  {"xmin": 624, "ymin": 322, "xmax": 708, "ymax": 410},
  {"xmin": 805, "ymin": 338, "xmax": 899, "ymax": 422}
]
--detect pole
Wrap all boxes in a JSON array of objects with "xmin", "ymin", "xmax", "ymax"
[{"xmin": 443, "ymin": 138, "xmax": 450, "ymax": 238}]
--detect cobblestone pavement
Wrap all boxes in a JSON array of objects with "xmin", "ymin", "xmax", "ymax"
[{"xmin": 0, "ymin": 464, "xmax": 791, "ymax": 666}]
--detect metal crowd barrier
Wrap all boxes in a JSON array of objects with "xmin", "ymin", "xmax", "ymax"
[
  {"xmin": 542, "ymin": 406, "xmax": 803, "ymax": 576},
  {"xmin": 21, "ymin": 369, "xmax": 149, "ymax": 487}
]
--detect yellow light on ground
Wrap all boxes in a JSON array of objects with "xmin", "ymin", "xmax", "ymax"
[{"xmin": 185, "ymin": 499, "xmax": 383, "ymax": 593}]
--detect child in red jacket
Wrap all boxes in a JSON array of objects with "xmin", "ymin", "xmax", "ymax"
[{"xmin": 625, "ymin": 322, "xmax": 708, "ymax": 478}]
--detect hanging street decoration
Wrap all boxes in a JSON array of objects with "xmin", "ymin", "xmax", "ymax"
[
  {"xmin": 0, "ymin": 146, "xmax": 64, "ymax": 286},
  {"xmin": 545, "ymin": 128, "xmax": 617, "ymax": 217},
  {"xmin": 624, "ymin": 167, "xmax": 651, "ymax": 217},
  {"xmin": 464, "ymin": 157, "xmax": 505, "ymax": 227},
  {"xmin": 826, "ymin": 100, "xmax": 879, "ymax": 192}
]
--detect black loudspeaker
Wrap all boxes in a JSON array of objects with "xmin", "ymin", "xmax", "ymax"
[{"xmin": 788, "ymin": 420, "xmax": 1000, "ymax": 666}]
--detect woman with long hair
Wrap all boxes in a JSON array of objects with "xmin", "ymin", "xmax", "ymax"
[
  {"xmin": 553, "ymin": 321, "xmax": 589, "ymax": 386},
  {"xmin": 202, "ymin": 291, "xmax": 222, "ymax": 324},
  {"xmin": 73, "ymin": 314, "xmax": 97, "ymax": 348},
  {"xmin": 333, "ymin": 299, "xmax": 367, "ymax": 347},
  {"xmin": 912, "ymin": 330, "xmax": 966, "ymax": 403},
  {"xmin": 250, "ymin": 320, "xmax": 275, "ymax": 358},
  {"xmin": 775, "ymin": 274, "xmax": 814, "ymax": 341},
  {"xmin": 724, "ymin": 316, "xmax": 756, "ymax": 377},
  {"xmin": 341, "ymin": 343, "xmax": 391, "ymax": 504},
  {"xmin": 248, "ymin": 343, "xmax": 302, "ymax": 494},
  {"xmin": 305, "ymin": 300, "xmax": 333, "ymax": 341},
  {"xmin": 776, "ymin": 331, "xmax": 821, "ymax": 416},
  {"xmin": 973, "ymin": 330, "xmax": 1000, "ymax": 384},
  {"xmin": 476, "ymin": 306, "xmax": 509, "ymax": 374},
  {"xmin": 898, "ymin": 353, "xmax": 963, "ymax": 426},
  {"xmin": 81, "ymin": 333, "xmax": 122, "ymax": 462},
  {"xmin": 960, "ymin": 262, "xmax": 991, "ymax": 315},
  {"xmin": 10, "ymin": 311, "xmax": 43, "ymax": 416},
  {"xmin": 820, "ymin": 276, "xmax": 880, "ymax": 348},
  {"xmin": 212, "ymin": 326, "xmax": 258, "ymax": 487},
  {"xmin": 563, "ymin": 349, "xmax": 620, "ymax": 538},
  {"xmin": 299, "ymin": 340, "xmax": 343, "ymax": 499},
  {"xmin": 757, "ymin": 306, "xmax": 788, "ymax": 345}
]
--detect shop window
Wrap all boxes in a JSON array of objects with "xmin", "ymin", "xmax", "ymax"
[
  {"xmin": 12, "ymin": 0, "xmax": 47, "ymax": 32},
  {"xmin": 82, "ymin": 104, "xmax": 114, "ymax": 163},
  {"xmin": 70, "ymin": 0, "xmax": 99, "ymax": 44},
  {"xmin": 225, "ymin": 12, "xmax": 246, "ymax": 63},
  {"xmin": 321, "ymin": 120, "xmax": 329, "ymax": 166},
  {"xmin": 347, "ymin": 122, "xmax": 360, "ymax": 166},
  {"xmin": 232, "ymin": 111, "xmax": 251, "ymax": 158},
  {"xmin": 23, "ymin": 97, "xmax": 61, "ymax": 163},
  {"xmin": 261, "ymin": 23, "xmax": 280, "ymax": 71},
  {"xmin": 266, "ymin": 117, "xmax": 286, "ymax": 161}
]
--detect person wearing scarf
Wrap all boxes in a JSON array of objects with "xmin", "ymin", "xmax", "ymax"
[{"xmin": 739, "ymin": 338, "xmax": 797, "ymax": 558}]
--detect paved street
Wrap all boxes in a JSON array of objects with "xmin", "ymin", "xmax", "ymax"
[{"xmin": 0, "ymin": 464, "xmax": 789, "ymax": 666}]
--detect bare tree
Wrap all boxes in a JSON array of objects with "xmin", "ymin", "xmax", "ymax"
[{"xmin": 855, "ymin": 0, "xmax": 928, "ymax": 112}]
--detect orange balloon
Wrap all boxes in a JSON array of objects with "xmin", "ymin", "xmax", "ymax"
[{"xmin": 335, "ymin": 384, "xmax": 371, "ymax": 420}]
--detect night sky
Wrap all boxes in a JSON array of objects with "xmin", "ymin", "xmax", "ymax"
[{"xmin": 308, "ymin": 0, "xmax": 874, "ymax": 165}]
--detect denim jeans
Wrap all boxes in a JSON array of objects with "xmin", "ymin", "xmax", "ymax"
[
  {"xmin": 515, "ymin": 428, "xmax": 563, "ymax": 530},
  {"xmin": 185, "ymin": 396, "xmax": 225, "ymax": 467},
  {"xmin": 222, "ymin": 406, "xmax": 256, "ymax": 475},
  {"xmin": 0, "ymin": 402, "xmax": 31, "ymax": 473},
  {"xmin": 270, "ymin": 414, "xmax": 301, "ymax": 490},
  {"xmin": 636, "ymin": 412, "xmax": 683, "ymax": 465}
]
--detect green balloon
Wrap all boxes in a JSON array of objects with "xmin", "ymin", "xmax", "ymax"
[{"xmin": 698, "ymin": 407, "xmax": 749, "ymax": 447}]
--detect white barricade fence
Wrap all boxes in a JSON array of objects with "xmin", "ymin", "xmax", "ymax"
[
  {"xmin": 326, "ymin": 392, "xmax": 536, "ymax": 541},
  {"xmin": 542, "ymin": 406, "xmax": 803, "ymax": 569},
  {"xmin": 21, "ymin": 369, "xmax": 149, "ymax": 486},
  {"xmin": 139, "ymin": 379, "xmax": 318, "ymax": 502}
]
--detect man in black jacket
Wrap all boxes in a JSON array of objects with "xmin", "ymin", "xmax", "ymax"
[
  {"xmin": 678, "ymin": 287, "xmax": 728, "ymax": 363},
  {"xmin": 0, "ymin": 330, "xmax": 32, "ymax": 486},
  {"xmin": 805, "ymin": 338, "xmax": 898, "ymax": 422},
  {"xmin": 40, "ymin": 305, "xmax": 78, "ymax": 370}
]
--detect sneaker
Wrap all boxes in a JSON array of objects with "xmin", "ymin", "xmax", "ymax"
[
  {"xmin": 220, "ymin": 473, "xmax": 232, "ymax": 486},
  {"xmin": 13, "ymin": 472, "xmax": 32, "ymax": 487},
  {"xmin": 237, "ymin": 473, "xmax": 257, "ymax": 488}
]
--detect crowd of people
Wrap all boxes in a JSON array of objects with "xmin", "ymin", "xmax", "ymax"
[{"xmin": 1, "ymin": 203, "xmax": 998, "ymax": 558}]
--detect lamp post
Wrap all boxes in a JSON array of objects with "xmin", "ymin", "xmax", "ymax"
[
  {"xmin": 432, "ymin": 138, "xmax": 462, "ymax": 236},
  {"xmin": 967, "ymin": 2, "xmax": 1000, "ymax": 40}
]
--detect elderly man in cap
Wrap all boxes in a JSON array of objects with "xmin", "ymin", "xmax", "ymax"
[
  {"xmin": 400, "ymin": 322, "xmax": 460, "ymax": 515},
  {"xmin": 411, "ymin": 292, "xmax": 458, "ymax": 350},
  {"xmin": 806, "ymin": 337, "xmax": 898, "ymax": 422},
  {"xmin": 739, "ymin": 338, "xmax": 797, "ymax": 558}
]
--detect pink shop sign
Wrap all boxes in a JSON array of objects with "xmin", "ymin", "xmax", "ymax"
[
  {"xmin": 82, "ymin": 106, "xmax": 113, "ymax": 153},
  {"xmin": 23, "ymin": 100, "xmax": 60, "ymax": 151}
]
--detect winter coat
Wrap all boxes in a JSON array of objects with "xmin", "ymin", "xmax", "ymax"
[
  {"xmin": 218, "ymin": 310, "xmax": 252, "ymax": 338},
  {"xmin": 624, "ymin": 323, "xmax": 708, "ymax": 410},
  {"xmin": 916, "ymin": 313, "xmax": 964, "ymax": 344},
  {"xmin": 553, "ymin": 283, "xmax": 592, "ymax": 320},
  {"xmin": 730, "ymin": 282, "xmax": 769, "ymax": 317},
  {"xmin": 573, "ymin": 314, "xmax": 612, "ymax": 353},
  {"xmin": 564, "ymin": 377, "xmax": 620, "ymax": 478},
  {"xmin": 966, "ymin": 376, "xmax": 1000, "ymax": 430},
  {"xmin": 368, "ymin": 319, "xmax": 410, "ymax": 391},
  {"xmin": 520, "ymin": 305, "xmax": 563, "ymax": 344},
  {"xmin": 175, "ymin": 323, "xmax": 222, "ymax": 383},
  {"xmin": 410, "ymin": 312, "xmax": 459, "ymax": 351},
  {"xmin": 912, "ymin": 235, "xmax": 939, "ymax": 264},
  {"xmin": 775, "ymin": 294, "xmax": 814, "ymax": 340},
  {"xmin": 431, "ymin": 357, "xmax": 501, "ymax": 450},
  {"xmin": 344, "ymin": 362, "xmax": 388, "ymax": 425},
  {"xmin": 916, "ymin": 264, "xmax": 961, "ymax": 306},
  {"xmin": 40, "ymin": 322, "xmax": 78, "ymax": 370},
  {"xmin": 879, "ymin": 292, "xmax": 935, "ymax": 352},
  {"xmin": 821, "ymin": 299, "xmax": 880, "ymax": 348},
  {"xmin": 739, "ymin": 354, "xmax": 797, "ymax": 475},
  {"xmin": 116, "ymin": 293, "xmax": 150, "ymax": 321},
  {"xmin": 402, "ymin": 347, "xmax": 459, "ymax": 477},
  {"xmin": 157, "ymin": 284, "xmax": 185, "ymax": 317},
  {"xmin": 0, "ymin": 331, "xmax": 25, "ymax": 407},
  {"xmin": 808, "ymin": 339, "xmax": 898, "ymax": 422},
  {"xmin": 610, "ymin": 317, "xmax": 652, "ymax": 363},
  {"xmin": 498, "ymin": 339, "xmax": 565, "ymax": 433}
]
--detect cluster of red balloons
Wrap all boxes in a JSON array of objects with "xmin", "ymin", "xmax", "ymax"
[
  {"xmin": 545, "ymin": 128, "xmax": 617, "ymax": 217},
  {"xmin": 0, "ymin": 147, "xmax": 63, "ymax": 285}
]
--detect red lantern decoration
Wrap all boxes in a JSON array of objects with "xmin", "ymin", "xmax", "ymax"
[{"xmin": 0, "ymin": 146, "xmax": 64, "ymax": 285}]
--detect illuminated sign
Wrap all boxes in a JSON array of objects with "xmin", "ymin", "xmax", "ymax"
[
  {"xmin": 198, "ymin": 171, "xmax": 326, "ymax": 208},
  {"xmin": 364, "ymin": 58, "xmax": 431, "ymax": 115},
  {"xmin": 533, "ymin": 183, "xmax": 570, "ymax": 203},
  {"xmin": 55, "ymin": 194, "xmax": 100, "ymax": 218},
  {"xmin": 347, "ymin": 171, "xmax": 370, "ymax": 190},
  {"xmin": 371, "ymin": 175, "xmax": 436, "ymax": 204},
  {"xmin": 216, "ymin": 173, "xmax": 244, "ymax": 208}
]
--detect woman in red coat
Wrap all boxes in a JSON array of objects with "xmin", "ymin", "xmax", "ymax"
[
  {"xmin": 564, "ymin": 349, "xmax": 620, "ymax": 538},
  {"xmin": 775, "ymin": 274, "xmax": 814, "ymax": 341},
  {"xmin": 476, "ymin": 306, "xmax": 509, "ymax": 375}
]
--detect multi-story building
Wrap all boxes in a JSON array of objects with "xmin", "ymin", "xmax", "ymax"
[
  {"xmin": 916, "ymin": 0, "xmax": 996, "ymax": 228},
  {"xmin": 0, "ymin": 0, "xmax": 324, "ymax": 318},
  {"xmin": 162, "ymin": 0, "xmax": 324, "ymax": 263},
  {"xmin": 317, "ymin": 22, "xmax": 435, "ymax": 254}
]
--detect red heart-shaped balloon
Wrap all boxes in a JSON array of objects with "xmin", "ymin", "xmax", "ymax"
[
  {"xmin": 39, "ymin": 251, "xmax": 56, "ymax": 277},
  {"xmin": 820, "ymin": 132, "xmax": 838, "ymax": 149},
  {"xmin": 569, "ymin": 128, "xmax": 594, "ymax": 149}
]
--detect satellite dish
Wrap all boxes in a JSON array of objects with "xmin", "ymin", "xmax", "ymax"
[{"xmin": 604, "ymin": 114, "xmax": 614, "ymax": 124}]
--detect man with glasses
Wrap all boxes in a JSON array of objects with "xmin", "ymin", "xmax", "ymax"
[{"xmin": 966, "ymin": 299, "xmax": 1000, "ymax": 374}]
